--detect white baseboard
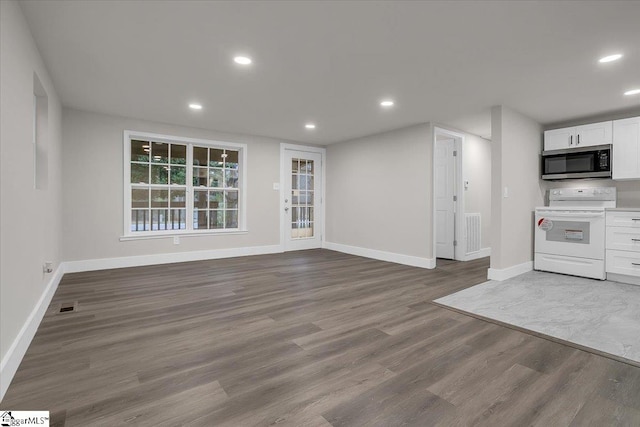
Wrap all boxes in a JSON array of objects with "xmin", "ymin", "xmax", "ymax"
[
  {"xmin": 487, "ymin": 261, "xmax": 533, "ymax": 281},
  {"xmin": 1, "ymin": 265, "xmax": 65, "ymax": 401},
  {"xmin": 606, "ymin": 272, "xmax": 640, "ymax": 286},
  {"xmin": 463, "ymin": 247, "xmax": 491, "ymax": 261},
  {"xmin": 64, "ymin": 244, "xmax": 283, "ymax": 273},
  {"xmin": 324, "ymin": 241, "xmax": 435, "ymax": 269}
]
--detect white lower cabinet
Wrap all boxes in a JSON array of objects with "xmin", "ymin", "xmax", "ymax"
[{"xmin": 606, "ymin": 210, "xmax": 640, "ymax": 285}]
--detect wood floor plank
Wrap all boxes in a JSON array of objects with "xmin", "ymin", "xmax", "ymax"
[{"xmin": 2, "ymin": 250, "xmax": 638, "ymax": 426}]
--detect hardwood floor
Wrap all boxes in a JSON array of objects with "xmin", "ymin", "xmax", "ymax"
[{"xmin": 2, "ymin": 249, "xmax": 639, "ymax": 426}]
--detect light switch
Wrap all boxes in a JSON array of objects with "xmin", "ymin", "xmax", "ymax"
[
  {"xmin": 503, "ymin": 187, "xmax": 509, "ymax": 198},
  {"xmin": 273, "ymin": 183, "xmax": 280, "ymax": 191}
]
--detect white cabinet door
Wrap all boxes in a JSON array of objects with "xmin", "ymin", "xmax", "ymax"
[
  {"xmin": 575, "ymin": 121, "xmax": 612, "ymax": 148},
  {"xmin": 544, "ymin": 127, "xmax": 575, "ymax": 151},
  {"xmin": 612, "ymin": 116, "xmax": 640, "ymax": 180}
]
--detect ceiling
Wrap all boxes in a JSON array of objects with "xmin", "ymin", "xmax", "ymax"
[{"xmin": 20, "ymin": 0, "xmax": 640, "ymax": 144}]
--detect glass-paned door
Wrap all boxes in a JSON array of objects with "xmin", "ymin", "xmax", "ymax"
[{"xmin": 283, "ymin": 149, "xmax": 323, "ymax": 251}]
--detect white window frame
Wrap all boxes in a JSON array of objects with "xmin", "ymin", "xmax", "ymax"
[{"xmin": 122, "ymin": 130, "xmax": 247, "ymax": 239}]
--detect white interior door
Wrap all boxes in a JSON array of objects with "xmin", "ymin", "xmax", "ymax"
[
  {"xmin": 435, "ymin": 138, "xmax": 455, "ymax": 259},
  {"xmin": 283, "ymin": 149, "xmax": 323, "ymax": 251}
]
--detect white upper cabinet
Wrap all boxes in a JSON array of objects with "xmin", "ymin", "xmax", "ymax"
[
  {"xmin": 544, "ymin": 121, "xmax": 612, "ymax": 151},
  {"xmin": 613, "ymin": 116, "xmax": 640, "ymax": 180}
]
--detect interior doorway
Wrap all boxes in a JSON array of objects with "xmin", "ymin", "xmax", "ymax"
[{"xmin": 433, "ymin": 127, "xmax": 464, "ymax": 261}]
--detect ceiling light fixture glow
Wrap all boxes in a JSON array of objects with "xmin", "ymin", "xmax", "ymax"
[
  {"xmin": 189, "ymin": 103, "xmax": 203, "ymax": 110},
  {"xmin": 234, "ymin": 56, "xmax": 252, "ymax": 65},
  {"xmin": 380, "ymin": 100, "xmax": 394, "ymax": 107},
  {"xmin": 305, "ymin": 123, "xmax": 316, "ymax": 129},
  {"xmin": 624, "ymin": 89, "xmax": 640, "ymax": 96},
  {"xmin": 598, "ymin": 54, "xmax": 623, "ymax": 63}
]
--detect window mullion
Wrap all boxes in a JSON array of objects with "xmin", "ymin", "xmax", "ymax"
[{"xmin": 186, "ymin": 143, "xmax": 194, "ymax": 231}]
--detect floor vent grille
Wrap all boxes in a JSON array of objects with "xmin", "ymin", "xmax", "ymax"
[{"xmin": 59, "ymin": 302, "xmax": 76, "ymax": 313}]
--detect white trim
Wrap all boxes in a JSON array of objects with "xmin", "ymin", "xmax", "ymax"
[
  {"xmin": 123, "ymin": 130, "xmax": 248, "ymax": 236},
  {"xmin": 119, "ymin": 230, "xmax": 248, "ymax": 241},
  {"xmin": 432, "ymin": 126, "xmax": 466, "ymax": 261},
  {"xmin": 1, "ymin": 265, "xmax": 65, "ymax": 401},
  {"xmin": 462, "ymin": 247, "xmax": 491, "ymax": 261},
  {"xmin": 64, "ymin": 245, "xmax": 282, "ymax": 273},
  {"xmin": 324, "ymin": 241, "xmax": 436, "ymax": 269},
  {"xmin": 487, "ymin": 261, "xmax": 533, "ymax": 281},
  {"xmin": 279, "ymin": 143, "xmax": 327, "ymax": 251}
]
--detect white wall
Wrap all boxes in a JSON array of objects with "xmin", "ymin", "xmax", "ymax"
[
  {"xmin": 463, "ymin": 133, "xmax": 492, "ymax": 250},
  {"xmin": 61, "ymin": 108, "xmax": 301, "ymax": 263},
  {"xmin": 490, "ymin": 105, "xmax": 544, "ymax": 271},
  {"xmin": 325, "ymin": 123, "xmax": 433, "ymax": 260},
  {"xmin": 1, "ymin": 0, "xmax": 63, "ymax": 394}
]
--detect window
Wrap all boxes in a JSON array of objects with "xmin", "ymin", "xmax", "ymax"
[{"xmin": 124, "ymin": 131, "xmax": 246, "ymax": 236}]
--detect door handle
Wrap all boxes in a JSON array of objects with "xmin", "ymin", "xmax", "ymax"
[{"xmin": 284, "ymin": 207, "xmax": 289, "ymax": 212}]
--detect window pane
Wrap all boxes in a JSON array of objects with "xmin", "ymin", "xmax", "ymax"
[
  {"xmin": 292, "ymin": 174, "xmax": 299, "ymax": 190},
  {"xmin": 292, "ymin": 206, "xmax": 298, "ymax": 222},
  {"xmin": 302, "ymin": 160, "xmax": 314, "ymax": 174},
  {"xmin": 131, "ymin": 163, "xmax": 149, "ymax": 184},
  {"xmin": 170, "ymin": 189, "xmax": 186, "ymax": 208},
  {"xmin": 193, "ymin": 167, "xmax": 207, "ymax": 186},
  {"xmin": 170, "ymin": 209, "xmax": 186, "ymax": 230},
  {"xmin": 209, "ymin": 191, "xmax": 223, "ymax": 209},
  {"xmin": 291, "ymin": 190, "xmax": 298, "ymax": 205},
  {"xmin": 151, "ymin": 189, "xmax": 168, "ymax": 208},
  {"xmin": 131, "ymin": 209, "xmax": 148, "ymax": 231},
  {"xmin": 151, "ymin": 142, "xmax": 169, "ymax": 164},
  {"xmin": 193, "ymin": 147, "xmax": 208, "ymax": 166},
  {"xmin": 209, "ymin": 168, "xmax": 223, "ymax": 188},
  {"xmin": 151, "ymin": 209, "xmax": 170, "ymax": 230},
  {"xmin": 131, "ymin": 140, "xmax": 150, "ymax": 162},
  {"xmin": 225, "ymin": 210, "xmax": 238, "ymax": 228},
  {"xmin": 225, "ymin": 169, "xmax": 238, "ymax": 188},
  {"xmin": 194, "ymin": 210, "xmax": 208, "ymax": 229},
  {"xmin": 171, "ymin": 144, "xmax": 186, "ymax": 165},
  {"xmin": 225, "ymin": 190, "xmax": 238, "ymax": 209},
  {"xmin": 194, "ymin": 190, "xmax": 207, "ymax": 209},
  {"xmin": 131, "ymin": 188, "xmax": 149, "ymax": 208},
  {"xmin": 170, "ymin": 166, "xmax": 186, "ymax": 185},
  {"xmin": 210, "ymin": 149, "xmax": 224, "ymax": 167},
  {"xmin": 308, "ymin": 207, "xmax": 314, "ymax": 221},
  {"xmin": 292, "ymin": 159, "xmax": 299, "ymax": 173},
  {"xmin": 209, "ymin": 210, "xmax": 224, "ymax": 229},
  {"xmin": 225, "ymin": 150, "xmax": 239, "ymax": 169},
  {"xmin": 151, "ymin": 164, "xmax": 169, "ymax": 184}
]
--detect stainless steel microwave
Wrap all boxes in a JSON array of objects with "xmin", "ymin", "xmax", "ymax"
[{"xmin": 541, "ymin": 144, "xmax": 611, "ymax": 180}]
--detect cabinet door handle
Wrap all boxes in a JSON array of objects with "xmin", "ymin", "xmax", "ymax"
[
  {"xmin": 632, "ymin": 263, "xmax": 640, "ymax": 266},
  {"xmin": 577, "ymin": 134, "xmax": 580, "ymax": 145},
  {"xmin": 632, "ymin": 239, "xmax": 640, "ymax": 242},
  {"xmin": 569, "ymin": 135, "xmax": 573, "ymax": 145},
  {"xmin": 632, "ymin": 218, "xmax": 640, "ymax": 221}
]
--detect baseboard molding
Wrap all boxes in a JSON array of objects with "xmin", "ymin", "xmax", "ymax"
[
  {"xmin": 324, "ymin": 241, "xmax": 436, "ymax": 269},
  {"xmin": 64, "ymin": 244, "xmax": 283, "ymax": 273},
  {"xmin": 463, "ymin": 247, "xmax": 491, "ymax": 261},
  {"xmin": 487, "ymin": 261, "xmax": 533, "ymax": 281},
  {"xmin": 1, "ymin": 265, "xmax": 65, "ymax": 401}
]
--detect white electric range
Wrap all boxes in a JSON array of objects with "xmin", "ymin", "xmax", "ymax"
[{"xmin": 534, "ymin": 187, "xmax": 616, "ymax": 280}]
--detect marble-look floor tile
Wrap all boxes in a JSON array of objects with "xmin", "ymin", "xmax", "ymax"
[{"xmin": 435, "ymin": 271, "xmax": 640, "ymax": 364}]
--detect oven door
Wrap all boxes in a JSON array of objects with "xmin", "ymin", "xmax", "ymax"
[{"xmin": 534, "ymin": 210, "xmax": 605, "ymax": 260}]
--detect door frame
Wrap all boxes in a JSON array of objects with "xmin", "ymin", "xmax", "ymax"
[
  {"xmin": 279, "ymin": 143, "xmax": 327, "ymax": 251},
  {"xmin": 432, "ymin": 127, "xmax": 465, "ymax": 261}
]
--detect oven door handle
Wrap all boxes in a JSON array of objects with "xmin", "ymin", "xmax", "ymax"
[{"xmin": 536, "ymin": 211, "xmax": 605, "ymax": 219}]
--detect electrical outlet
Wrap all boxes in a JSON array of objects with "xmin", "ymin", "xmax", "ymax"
[
  {"xmin": 173, "ymin": 236, "xmax": 180, "ymax": 245},
  {"xmin": 43, "ymin": 262, "xmax": 53, "ymax": 274}
]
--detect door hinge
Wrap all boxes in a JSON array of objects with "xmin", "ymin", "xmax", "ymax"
[
  {"xmin": 453, "ymin": 240, "xmax": 458, "ymax": 246},
  {"xmin": 453, "ymin": 150, "xmax": 457, "ymax": 157},
  {"xmin": 453, "ymin": 195, "xmax": 457, "ymax": 202}
]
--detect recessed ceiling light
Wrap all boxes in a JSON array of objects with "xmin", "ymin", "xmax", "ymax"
[
  {"xmin": 380, "ymin": 100, "xmax": 394, "ymax": 107},
  {"xmin": 189, "ymin": 103, "xmax": 203, "ymax": 110},
  {"xmin": 599, "ymin": 53, "xmax": 623, "ymax": 63},
  {"xmin": 624, "ymin": 88, "xmax": 640, "ymax": 96},
  {"xmin": 234, "ymin": 56, "xmax": 252, "ymax": 65},
  {"xmin": 305, "ymin": 123, "xmax": 316, "ymax": 129}
]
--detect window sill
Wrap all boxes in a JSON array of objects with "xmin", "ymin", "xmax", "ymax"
[{"xmin": 120, "ymin": 229, "xmax": 248, "ymax": 241}]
